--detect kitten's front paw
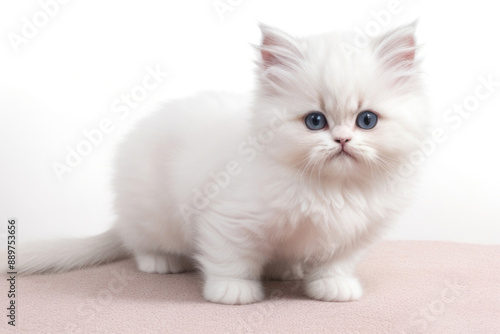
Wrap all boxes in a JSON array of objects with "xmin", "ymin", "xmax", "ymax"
[
  {"xmin": 305, "ymin": 276, "xmax": 362, "ymax": 302},
  {"xmin": 204, "ymin": 276, "xmax": 264, "ymax": 305}
]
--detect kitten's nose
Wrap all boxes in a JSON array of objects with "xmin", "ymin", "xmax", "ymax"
[
  {"xmin": 332, "ymin": 125, "xmax": 353, "ymax": 146},
  {"xmin": 335, "ymin": 138, "xmax": 351, "ymax": 145}
]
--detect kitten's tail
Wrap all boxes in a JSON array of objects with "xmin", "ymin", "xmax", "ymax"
[{"xmin": 13, "ymin": 228, "xmax": 128, "ymax": 275}]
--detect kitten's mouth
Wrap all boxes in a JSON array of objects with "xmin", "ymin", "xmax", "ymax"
[{"xmin": 332, "ymin": 149, "xmax": 356, "ymax": 160}]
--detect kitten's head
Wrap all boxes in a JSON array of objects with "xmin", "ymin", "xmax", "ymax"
[{"xmin": 252, "ymin": 23, "xmax": 428, "ymax": 184}]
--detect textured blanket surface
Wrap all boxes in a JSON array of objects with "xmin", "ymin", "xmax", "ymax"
[{"xmin": 2, "ymin": 241, "xmax": 499, "ymax": 333}]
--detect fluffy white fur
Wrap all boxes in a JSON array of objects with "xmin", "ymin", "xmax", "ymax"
[{"xmin": 14, "ymin": 23, "xmax": 428, "ymax": 305}]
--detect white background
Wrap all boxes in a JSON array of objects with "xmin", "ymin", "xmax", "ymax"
[{"xmin": 1, "ymin": 0, "xmax": 499, "ymax": 244}]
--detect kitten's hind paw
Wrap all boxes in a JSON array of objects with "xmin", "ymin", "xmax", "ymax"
[
  {"xmin": 135, "ymin": 253, "xmax": 193, "ymax": 274},
  {"xmin": 263, "ymin": 262, "xmax": 304, "ymax": 281},
  {"xmin": 305, "ymin": 276, "xmax": 362, "ymax": 302},
  {"xmin": 204, "ymin": 276, "xmax": 264, "ymax": 304}
]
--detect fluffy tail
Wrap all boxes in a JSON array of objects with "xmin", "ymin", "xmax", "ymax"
[{"xmin": 15, "ymin": 229, "xmax": 128, "ymax": 275}]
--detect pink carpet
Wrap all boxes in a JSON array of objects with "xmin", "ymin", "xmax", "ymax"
[{"xmin": 2, "ymin": 241, "xmax": 499, "ymax": 333}]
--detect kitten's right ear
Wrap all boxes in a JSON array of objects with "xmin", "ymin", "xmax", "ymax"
[
  {"xmin": 257, "ymin": 23, "xmax": 303, "ymax": 69},
  {"xmin": 255, "ymin": 24, "xmax": 304, "ymax": 94}
]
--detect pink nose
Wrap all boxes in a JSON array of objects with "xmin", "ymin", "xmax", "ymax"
[
  {"xmin": 332, "ymin": 125, "xmax": 353, "ymax": 146},
  {"xmin": 335, "ymin": 138, "xmax": 351, "ymax": 145}
]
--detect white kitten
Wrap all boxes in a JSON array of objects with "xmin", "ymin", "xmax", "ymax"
[{"xmin": 15, "ymin": 23, "xmax": 428, "ymax": 304}]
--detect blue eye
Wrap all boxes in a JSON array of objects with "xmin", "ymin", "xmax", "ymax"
[
  {"xmin": 305, "ymin": 112, "xmax": 327, "ymax": 130},
  {"xmin": 356, "ymin": 111, "xmax": 378, "ymax": 129}
]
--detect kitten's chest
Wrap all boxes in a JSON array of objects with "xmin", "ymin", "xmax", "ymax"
[{"xmin": 264, "ymin": 184, "xmax": 378, "ymax": 259}]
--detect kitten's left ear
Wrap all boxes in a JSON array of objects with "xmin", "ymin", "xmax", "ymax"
[{"xmin": 372, "ymin": 22, "xmax": 419, "ymax": 74}]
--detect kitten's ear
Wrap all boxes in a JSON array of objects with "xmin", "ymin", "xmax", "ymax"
[
  {"xmin": 372, "ymin": 22, "xmax": 419, "ymax": 75},
  {"xmin": 255, "ymin": 24, "xmax": 304, "ymax": 94},
  {"xmin": 257, "ymin": 23, "xmax": 303, "ymax": 69}
]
